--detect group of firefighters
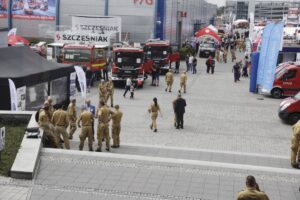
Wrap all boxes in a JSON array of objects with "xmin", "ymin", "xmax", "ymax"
[{"xmin": 38, "ymin": 77, "xmax": 123, "ymax": 152}]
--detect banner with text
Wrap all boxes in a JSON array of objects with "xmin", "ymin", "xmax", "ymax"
[
  {"xmin": 12, "ymin": 0, "xmax": 56, "ymax": 21},
  {"xmin": 0, "ymin": 0, "xmax": 8, "ymax": 18}
]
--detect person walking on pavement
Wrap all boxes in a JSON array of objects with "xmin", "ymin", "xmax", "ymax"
[
  {"xmin": 85, "ymin": 67, "xmax": 93, "ymax": 93},
  {"xmin": 111, "ymin": 105, "xmax": 123, "ymax": 148},
  {"xmin": 206, "ymin": 55, "xmax": 215, "ymax": 74},
  {"xmin": 192, "ymin": 56, "xmax": 197, "ymax": 74},
  {"xmin": 77, "ymin": 106, "xmax": 94, "ymax": 151},
  {"xmin": 96, "ymin": 101, "xmax": 112, "ymax": 152},
  {"xmin": 185, "ymin": 54, "xmax": 190, "ymax": 72},
  {"xmin": 67, "ymin": 99, "xmax": 77, "ymax": 140},
  {"xmin": 174, "ymin": 94, "xmax": 186, "ymax": 129},
  {"xmin": 106, "ymin": 79, "xmax": 114, "ymax": 107},
  {"xmin": 188, "ymin": 54, "xmax": 194, "ymax": 73},
  {"xmin": 123, "ymin": 77, "xmax": 132, "ymax": 97},
  {"xmin": 180, "ymin": 71, "xmax": 187, "ymax": 93},
  {"xmin": 291, "ymin": 120, "xmax": 300, "ymax": 169},
  {"xmin": 51, "ymin": 105, "xmax": 70, "ymax": 149},
  {"xmin": 38, "ymin": 101, "xmax": 58, "ymax": 148},
  {"xmin": 148, "ymin": 97, "xmax": 163, "ymax": 132},
  {"xmin": 98, "ymin": 79, "xmax": 107, "ymax": 103},
  {"xmin": 237, "ymin": 175, "xmax": 269, "ymax": 200},
  {"xmin": 165, "ymin": 69, "xmax": 174, "ymax": 92},
  {"xmin": 130, "ymin": 83, "xmax": 135, "ymax": 99},
  {"xmin": 233, "ymin": 62, "xmax": 241, "ymax": 83}
]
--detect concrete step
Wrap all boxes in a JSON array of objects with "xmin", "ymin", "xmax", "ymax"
[{"xmin": 63, "ymin": 140, "xmax": 293, "ymax": 172}]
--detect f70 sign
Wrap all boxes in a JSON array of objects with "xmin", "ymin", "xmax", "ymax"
[{"xmin": 134, "ymin": 0, "xmax": 153, "ymax": 6}]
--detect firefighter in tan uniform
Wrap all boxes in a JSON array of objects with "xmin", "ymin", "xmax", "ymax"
[
  {"xmin": 237, "ymin": 175, "xmax": 269, "ymax": 200},
  {"xmin": 67, "ymin": 99, "xmax": 77, "ymax": 139},
  {"xmin": 106, "ymin": 79, "xmax": 114, "ymax": 107},
  {"xmin": 98, "ymin": 80, "xmax": 107, "ymax": 103},
  {"xmin": 291, "ymin": 120, "xmax": 300, "ymax": 168},
  {"xmin": 165, "ymin": 69, "xmax": 174, "ymax": 92},
  {"xmin": 77, "ymin": 106, "xmax": 94, "ymax": 151},
  {"xmin": 38, "ymin": 101, "xmax": 58, "ymax": 148},
  {"xmin": 96, "ymin": 101, "xmax": 112, "ymax": 152},
  {"xmin": 51, "ymin": 106, "xmax": 70, "ymax": 149},
  {"xmin": 180, "ymin": 71, "xmax": 187, "ymax": 93},
  {"xmin": 148, "ymin": 98, "xmax": 163, "ymax": 132},
  {"xmin": 111, "ymin": 105, "xmax": 123, "ymax": 148},
  {"xmin": 47, "ymin": 96, "xmax": 55, "ymax": 119}
]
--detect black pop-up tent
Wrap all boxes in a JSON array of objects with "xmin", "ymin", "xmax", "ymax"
[{"xmin": 0, "ymin": 46, "xmax": 75, "ymax": 111}]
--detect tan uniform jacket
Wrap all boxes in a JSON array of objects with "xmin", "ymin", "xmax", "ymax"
[
  {"xmin": 39, "ymin": 110, "xmax": 50, "ymax": 125},
  {"xmin": 237, "ymin": 187, "xmax": 269, "ymax": 200},
  {"xmin": 67, "ymin": 103, "xmax": 77, "ymax": 121},
  {"xmin": 107, "ymin": 82, "xmax": 114, "ymax": 95},
  {"xmin": 180, "ymin": 74, "xmax": 187, "ymax": 84},
  {"xmin": 52, "ymin": 109, "xmax": 69, "ymax": 127},
  {"xmin": 165, "ymin": 72, "xmax": 173, "ymax": 82},
  {"xmin": 78, "ymin": 111, "xmax": 93, "ymax": 126},
  {"xmin": 292, "ymin": 121, "xmax": 300, "ymax": 138},
  {"xmin": 149, "ymin": 104, "xmax": 160, "ymax": 113},
  {"xmin": 99, "ymin": 83, "xmax": 107, "ymax": 95},
  {"xmin": 98, "ymin": 106, "xmax": 111, "ymax": 124},
  {"xmin": 111, "ymin": 110, "xmax": 123, "ymax": 126}
]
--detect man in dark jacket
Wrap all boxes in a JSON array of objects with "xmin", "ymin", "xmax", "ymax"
[{"xmin": 174, "ymin": 94, "xmax": 186, "ymax": 129}]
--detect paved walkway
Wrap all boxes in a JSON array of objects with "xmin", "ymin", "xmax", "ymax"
[
  {"xmin": 1, "ymin": 52, "xmax": 298, "ymax": 200},
  {"xmin": 28, "ymin": 149, "xmax": 300, "ymax": 200}
]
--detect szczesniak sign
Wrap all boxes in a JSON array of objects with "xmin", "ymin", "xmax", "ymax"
[{"xmin": 55, "ymin": 16, "xmax": 121, "ymax": 45}]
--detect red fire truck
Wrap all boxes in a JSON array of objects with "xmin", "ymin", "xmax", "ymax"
[
  {"xmin": 111, "ymin": 46, "xmax": 152, "ymax": 87},
  {"xmin": 62, "ymin": 44, "xmax": 108, "ymax": 72},
  {"xmin": 144, "ymin": 39, "xmax": 180, "ymax": 73}
]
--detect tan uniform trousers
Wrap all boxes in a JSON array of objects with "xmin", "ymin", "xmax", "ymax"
[
  {"xmin": 68, "ymin": 120, "xmax": 77, "ymax": 137},
  {"xmin": 180, "ymin": 82, "xmax": 186, "ymax": 93},
  {"xmin": 97, "ymin": 123, "xmax": 110, "ymax": 149},
  {"xmin": 55, "ymin": 126, "xmax": 70, "ymax": 149},
  {"xmin": 223, "ymin": 53, "xmax": 227, "ymax": 63},
  {"xmin": 151, "ymin": 112, "xmax": 158, "ymax": 129},
  {"xmin": 99, "ymin": 94, "xmax": 107, "ymax": 103},
  {"xmin": 166, "ymin": 81, "xmax": 173, "ymax": 92},
  {"xmin": 40, "ymin": 123, "xmax": 58, "ymax": 148},
  {"xmin": 291, "ymin": 136, "xmax": 300, "ymax": 165},
  {"xmin": 106, "ymin": 93, "xmax": 114, "ymax": 106},
  {"xmin": 79, "ymin": 126, "xmax": 93, "ymax": 151},
  {"xmin": 112, "ymin": 125, "xmax": 121, "ymax": 146},
  {"xmin": 216, "ymin": 50, "xmax": 220, "ymax": 62},
  {"xmin": 231, "ymin": 50, "xmax": 236, "ymax": 62}
]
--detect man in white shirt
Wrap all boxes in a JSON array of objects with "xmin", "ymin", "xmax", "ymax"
[
  {"xmin": 188, "ymin": 55, "xmax": 194, "ymax": 72},
  {"xmin": 123, "ymin": 77, "xmax": 132, "ymax": 98}
]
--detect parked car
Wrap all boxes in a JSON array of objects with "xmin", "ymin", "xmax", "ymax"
[
  {"xmin": 199, "ymin": 41, "xmax": 215, "ymax": 58},
  {"xmin": 278, "ymin": 92, "xmax": 300, "ymax": 125}
]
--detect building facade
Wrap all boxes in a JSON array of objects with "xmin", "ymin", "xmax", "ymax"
[
  {"xmin": 225, "ymin": 0, "xmax": 300, "ymax": 21},
  {"xmin": 0, "ymin": 0, "xmax": 217, "ymax": 45}
]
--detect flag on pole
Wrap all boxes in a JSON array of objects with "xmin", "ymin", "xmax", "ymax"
[
  {"xmin": 8, "ymin": 79, "xmax": 18, "ymax": 111},
  {"xmin": 74, "ymin": 66, "xmax": 87, "ymax": 100}
]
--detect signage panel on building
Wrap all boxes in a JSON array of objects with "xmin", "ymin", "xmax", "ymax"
[
  {"xmin": 11, "ymin": 0, "xmax": 56, "ymax": 21},
  {"xmin": 288, "ymin": 8, "xmax": 299, "ymax": 19},
  {"xmin": 55, "ymin": 16, "xmax": 122, "ymax": 45},
  {"xmin": 0, "ymin": 0, "xmax": 8, "ymax": 18}
]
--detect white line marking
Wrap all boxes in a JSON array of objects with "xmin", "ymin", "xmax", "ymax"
[{"xmin": 42, "ymin": 149, "xmax": 299, "ymax": 175}]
